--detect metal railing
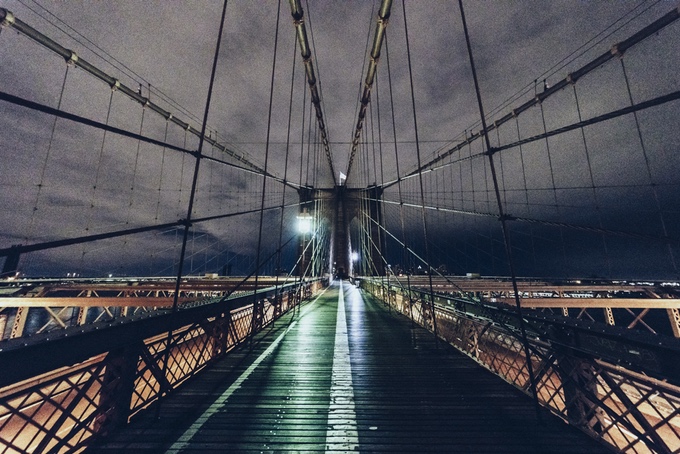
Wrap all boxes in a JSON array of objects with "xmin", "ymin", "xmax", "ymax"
[
  {"xmin": 0, "ymin": 279, "xmax": 325, "ymax": 453},
  {"xmin": 361, "ymin": 278, "xmax": 680, "ymax": 454}
]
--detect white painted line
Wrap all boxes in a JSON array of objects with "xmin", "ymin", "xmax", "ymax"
[
  {"xmin": 326, "ymin": 281, "xmax": 359, "ymax": 452},
  {"xmin": 166, "ymin": 286, "xmax": 329, "ymax": 453}
]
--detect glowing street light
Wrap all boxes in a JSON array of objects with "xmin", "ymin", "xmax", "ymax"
[
  {"xmin": 297, "ymin": 211, "xmax": 313, "ymax": 234},
  {"xmin": 351, "ymin": 251, "xmax": 359, "ymax": 262}
]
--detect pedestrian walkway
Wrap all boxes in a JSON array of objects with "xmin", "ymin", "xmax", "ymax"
[{"xmin": 94, "ymin": 281, "xmax": 610, "ymax": 453}]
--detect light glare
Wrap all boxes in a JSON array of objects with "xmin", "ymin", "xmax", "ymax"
[{"xmin": 298, "ymin": 217, "xmax": 312, "ymax": 234}]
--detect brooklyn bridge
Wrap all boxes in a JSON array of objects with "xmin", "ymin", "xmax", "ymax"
[{"xmin": 0, "ymin": 1, "xmax": 679, "ymax": 452}]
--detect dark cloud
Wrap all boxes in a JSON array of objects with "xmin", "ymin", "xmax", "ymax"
[{"xmin": 1, "ymin": 0, "xmax": 678, "ymax": 278}]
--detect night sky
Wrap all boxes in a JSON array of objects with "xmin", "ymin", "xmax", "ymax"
[{"xmin": 0, "ymin": 0, "xmax": 678, "ymax": 279}]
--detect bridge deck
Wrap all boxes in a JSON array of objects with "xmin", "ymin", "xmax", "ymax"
[{"xmin": 95, "ymin": 281, "xmax": 609, "ymax": 453}]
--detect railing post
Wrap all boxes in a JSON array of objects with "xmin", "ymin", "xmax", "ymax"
[
  {"xmin": 94, "ymin": 342, "xmax": 142, "ymax": 434},
  {"xmin": 273, "ymin": 293, "xmax": 282, "ymax": 318},
  {"xmin": 559, "ymin": 354, "xmax": 603, "ymax": 434},
  {"xmin": 251, "ymin": 297, "xmax": 264, "ymax": 336},
  {"xmin": 210, "ymin": 313, "xmax": 232, "ymax": 357},
  {"xmin": 420, "ymin": 298, "xmax": 434, "ymax": 332}
]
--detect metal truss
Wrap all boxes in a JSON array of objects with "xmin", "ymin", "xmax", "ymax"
[
  {"xmin": 363, "ymin": 278, "xmax": 680, "ymax": 454},
  {"xmin": 401, "ymin": 276, "xmax": 680, "ymax": 339},
  {"xmin": 0, "ymin": 277, "xmax": 297, "ymax": 341}
]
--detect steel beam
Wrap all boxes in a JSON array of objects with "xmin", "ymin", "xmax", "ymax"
[
  {"xmin": 492, "ymin": 297, "xmax": 680, "ymax": 309},
  {"xmin": 0, "ymin": 297, "xmax": 188, "ymax": 308}
]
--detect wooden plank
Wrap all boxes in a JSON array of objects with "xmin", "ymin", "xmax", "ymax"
[{"xmin": 94, "ymin": 282, "xmax": 611, "ymax": 453}]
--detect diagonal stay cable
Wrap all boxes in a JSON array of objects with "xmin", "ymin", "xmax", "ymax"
[
  {"xmin": 251, "ymin": 0, "xmax": 283, "ymax": 340},
  {"xmin": 457, "ymin": 0, "xmax": 541, "ymax": 418},
  {"xmin": 0, "ymin": 202, "xmax": 307, "ymax": 260},
  {"xmin": 158, "ymin": 0, "xmax": 229, "ymax": 415}
]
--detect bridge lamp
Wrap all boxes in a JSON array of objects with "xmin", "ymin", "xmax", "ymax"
[
  {"xmin": 351, "ymin": 251, "xmax": 359, "ymax": 262},
  {"xmin": 297, "ymin": 212, "xmax": 313, "ymax": 234}
]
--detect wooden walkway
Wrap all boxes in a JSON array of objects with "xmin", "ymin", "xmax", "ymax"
[{"xmin": 94, "ymin": 281, "xmax": 610, "ymax": 453}]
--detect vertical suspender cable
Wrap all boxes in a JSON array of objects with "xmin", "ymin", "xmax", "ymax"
[
  {"xmin": 514, "ymin": 116, "xmax": 538, "ymax": 270},
  {"xmin": 385, "ymin": 32, "xmax": 414, "ymax": 323},
  {"xmin": 81, "ymin": 90, "xmax": 114, "ymax": 270},
  {"xmin": 289, "ymin": 0, "xmax": 337, "ymax": 185},
  {"xmin": 572, "ymin": 85, "xmax": 612, "ymax": 277},
  {"xmin": 27, "ymin": 65, "xmax": 70, "ymax": 242},
  {"xmin": 306, "ymin": 99, "xmax": 313, "ymax": 186},
  {"xmin": 294, "ymin": 66, "xmax": 307, "ymax": 313},
  {"xmin": 154, "ymin": 121, "xmax": 170, "ymax": 222},
  {"xmin": 346, "ymin": 0, "xmax": 393, "ymax": 182},
  {"xmin": 158, "ymin": 0, "xmax": 230, "ymax": 412},
  {"xmin": 275, "ymin": 35, "xmax": 298, "ymax": 301},
  {"xmin": 538, "ymin": 102, "xmax": 568, "ymax": 269},
  {"xmin": 298, "ymin": 73, "xmax": 307, "ymax": 186},
  {"xmin": 252, "ymin": 0, "xmax": 283, "ymax": 339},
  {"xmin": 457, "ymin": 0, "xmax": 542, "ymax": 418},
  {"xmin": 126, "ymin": 107, "xmax": 146, "ymax": 223},
  {"xmin": 401, "ymin": 0, "xmax": 438, "ymax": 343},
  {"xmin": 620, "ymin": 58, "xmax": 677, "ymax": 275},
  {"xmin": 370, "ymin": 101, "xmax": 378, "ymax": 186},
  {"xmin": 375, "ymin": 70, "xmax": 386, "ymax": 279}
]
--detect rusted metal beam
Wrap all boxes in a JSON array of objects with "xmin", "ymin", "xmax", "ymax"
[
  {"xmin": 493, "ymin": 297, "xmax": 680, "ymax": 309},
  {"xmin": 667, "ymin": 308, "xmax": 680, "ymax": 338},
  {"xmin": 0, "ymin": 298, "xmax": 190, "ymax": 308},
  {"xmin": 9, "ymin": 306, "xmax": 27, "ymax": 338}
]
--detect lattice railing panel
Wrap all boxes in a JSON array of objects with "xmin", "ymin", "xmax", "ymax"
[
  {"xmin": 0, "ymin": 280, "xmax": 324, "ymax": 453},
  {"xmin": 163, "ymin": 325, "xmax": 212, "ymax": 386},
  {"xmin": 0, "ymin": 359, "xmax": 107, "ymax": 454},
  {"xmin": 130, "ymin": 354, "xmax": 162, "ymax": 414},
  {"xmin": 363, "ymin": 280, "xmax": 680, "ymax": 454}
]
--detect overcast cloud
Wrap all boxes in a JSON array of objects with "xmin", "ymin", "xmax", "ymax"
[{"xmin": 0, "ymin": 0, "xmax": 678, "ymax": 278}]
